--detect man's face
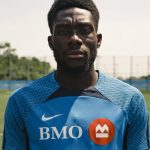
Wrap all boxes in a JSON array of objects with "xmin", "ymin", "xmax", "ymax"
[{"xmin": 48, "ymin": 7, "xmax": 102, "ymax": 73}]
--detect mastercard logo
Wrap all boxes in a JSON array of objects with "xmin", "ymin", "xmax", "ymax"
[{"xmin": 88, "ymin": 118, "xmax": 115, "ymax": 145}]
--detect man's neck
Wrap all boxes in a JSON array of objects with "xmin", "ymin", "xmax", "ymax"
[{"xmin": 55, "ymin": 68, "xmax": 98, "ymax": 90}]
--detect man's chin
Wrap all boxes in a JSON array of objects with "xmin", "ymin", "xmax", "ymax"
[
  {"xmin": 55, "ymin": 57, "xmax": 93, "ymax": 74},
  {"xmin": 64, "ymin": 66, "xmax": 87, "ymax": 74},
  {"xmin": 59, "ymin": 63, "xmax": 89, "ymax": 74}
]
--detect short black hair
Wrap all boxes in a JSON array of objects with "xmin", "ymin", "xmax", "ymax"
[{"xmin": 48, "ymin": 0, "xmax": 99, "ymax": 34}]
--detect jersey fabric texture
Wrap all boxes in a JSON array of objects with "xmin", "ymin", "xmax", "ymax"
[{"xmin": 3, "ymin": 71, "xmax": 149, "ymax": 150}]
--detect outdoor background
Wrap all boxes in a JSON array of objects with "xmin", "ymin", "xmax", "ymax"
[{"xmin": 0, "ymin": 0, "xmax": 150, "ymax": 149}]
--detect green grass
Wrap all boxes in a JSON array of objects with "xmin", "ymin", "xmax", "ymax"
[
  {"xmin": 0, "ymin": 90, "xmax": 11, "ymax": 149},
  {"xmin": 141, "ymin": 90, "xmax": 150, "ymax": 114},
  {"xmin": 0, "ymin": 90, "xmax": 150, "ymax": 149}
]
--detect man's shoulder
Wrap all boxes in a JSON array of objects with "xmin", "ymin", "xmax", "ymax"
[
  {"xmin": 98, "ymin": 71, "xmax": 140, "ymax": 93},
  {"xmin": 96, "ymin": 72, "xmax": 143, "ymax": 107},
  {"xmin": 9, "ymin": 71, "xmax": 59, "ymax": 104}
]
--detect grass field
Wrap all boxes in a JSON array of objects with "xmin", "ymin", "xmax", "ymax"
[
  {"xmin": 0, "ymin": 90, "xmax": 150, "ymax": 149},
  {"xmin": 0, "ymin": 90, "xmax": 12, "ymax": 149}
]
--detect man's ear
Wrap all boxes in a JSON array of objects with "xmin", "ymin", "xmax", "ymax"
[
  {"xmin": 97, "ymin": 33, "xmax": 102, "ymax": 48},
  {"xmin": 48, "ymin": 36, "xmax": 53, "ymax": 51}
]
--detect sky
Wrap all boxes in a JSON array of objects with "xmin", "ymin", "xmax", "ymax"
[{"xmin": 0, "ymin": 0, "xmax": 150, "ymax": 63}]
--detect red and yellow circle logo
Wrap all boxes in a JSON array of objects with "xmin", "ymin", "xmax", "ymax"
[{"xmin": 88, "ymin": 118, "xmax": 115, "ymax": 145}]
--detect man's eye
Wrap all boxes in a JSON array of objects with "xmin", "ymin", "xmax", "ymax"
[
  {"xmin": 77, "ymin": 25, "xmax": 93, "ymax": 35},
  {"xmin": 55, "ymin": 28, "xmax": 71, "ymax": 36}
]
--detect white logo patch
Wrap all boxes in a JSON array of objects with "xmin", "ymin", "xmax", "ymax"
[{"xmin": 41, "ymin": 114, "xmax": 62, "ymax": 121}]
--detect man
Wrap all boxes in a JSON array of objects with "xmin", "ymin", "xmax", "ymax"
[{"xmin": 3, "ymin": 0, "xmax": 149, "ymax": 149}]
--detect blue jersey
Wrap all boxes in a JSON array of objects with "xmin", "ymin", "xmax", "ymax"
[{"xmin": 3, "ymin": 71, "xmax": 149, "ymax": 150}]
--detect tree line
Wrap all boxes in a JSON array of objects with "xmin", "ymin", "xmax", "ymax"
[{"xmin": 0, "ymin": 42, "xmax": 52, "ymax": 80}]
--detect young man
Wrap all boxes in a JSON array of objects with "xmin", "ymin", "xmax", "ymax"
[{"xmin": 3, "ymin": 0, "xmax": 149, "ymax": 149}]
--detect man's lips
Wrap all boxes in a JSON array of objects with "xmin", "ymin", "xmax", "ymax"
[
  {"xmin": 65, "ymin": 51, "xmax": 86, "ymax": 59},
  {"xmin": 67, "ymin": 54, "xmax": 84, "ymax": 59}
]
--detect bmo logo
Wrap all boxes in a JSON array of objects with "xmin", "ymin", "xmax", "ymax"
[
  {"xmin": 96, "ymin": 124, "xmax": 109, "ymax": 138},
  {"xmin": 39, "ymin": 126, "xmax": 82, "ymax": 140},
  {"xmin": 88, "ymin": 118, "xmax": 115, "ymax": 145}
]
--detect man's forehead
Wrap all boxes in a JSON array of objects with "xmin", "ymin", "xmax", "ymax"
[
  {"xmin": 54, "ymin": 18, "xmax": 91, "ymax": 25},
  {"xmin": 54, "ymin": 7, "xmax": 93, "ymax": 22}
]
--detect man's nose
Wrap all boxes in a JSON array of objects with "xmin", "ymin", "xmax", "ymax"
[{"xmin": 68, "ymin": 33, "xmax": 83, "ymax": 46}]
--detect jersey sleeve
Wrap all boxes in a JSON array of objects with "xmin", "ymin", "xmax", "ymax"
[
  {"xmin": 2, "ymin": 95, "xmax": 27, "ymax": 150},
  {"xmin": 126, "ymin": 92, "xmax": 149, "ymax": 150}
]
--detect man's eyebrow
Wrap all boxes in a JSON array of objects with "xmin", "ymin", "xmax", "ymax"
[
  {"xmin": 55, "ymin": 23, "xmax": 71, "ymax": 28},
  {"xmin": 54, "ymin": 22, "xmax": 94, "ymax": 31},
  {"xmin": 55, "ymin": 22, "xmax": 93, "ymax": 26},
  {"xmin": 77, "ymin": 22, "xmax": 95, "ymax": 30},
  {"xmin": 77, "ymin": 22, "xmax": 93, "ymax": 26}
]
